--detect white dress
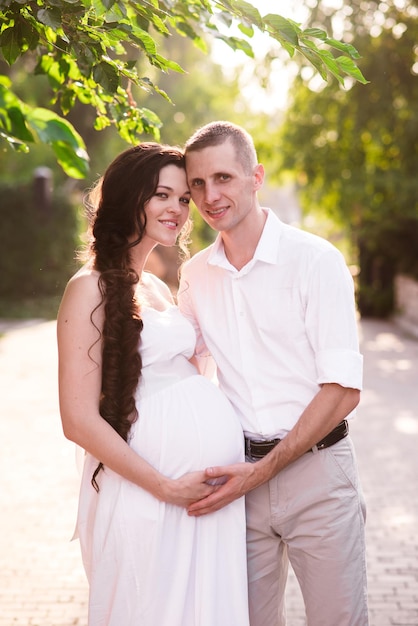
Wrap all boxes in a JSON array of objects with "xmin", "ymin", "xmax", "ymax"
[{"xmin": 76, "ymin": 305, "xmax": 249, "ymax": 626}]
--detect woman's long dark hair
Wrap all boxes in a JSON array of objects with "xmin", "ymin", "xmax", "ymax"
[{"xmin": 84, "ymin": 143, "xmax": 189, "ymax": 490}]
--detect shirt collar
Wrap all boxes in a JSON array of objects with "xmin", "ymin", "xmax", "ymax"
[{"xmin": 208, "ymin": 208, "xmax": 284, "ymax": 269}]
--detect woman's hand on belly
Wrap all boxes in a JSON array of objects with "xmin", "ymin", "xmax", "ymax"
[
  {"xmin": 161, "ymin": 470, "xmax": 218, "ymax": 508},
  {"xmin": 187, "ymin": 460, "xmax": 261, "ymax": 516}
]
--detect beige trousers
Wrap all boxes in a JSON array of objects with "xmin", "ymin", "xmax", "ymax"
[{"xmin": 246, "ymin": 437, "xmax": 369, "ymax": 626}]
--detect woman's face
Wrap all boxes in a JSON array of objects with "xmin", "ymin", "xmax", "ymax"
[{"xmin": 143, "ymin": 164, "xmax": 191, "ymax": 248}]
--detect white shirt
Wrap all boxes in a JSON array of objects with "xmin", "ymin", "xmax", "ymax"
[{"xmin": 178, "ymin": 209, "xmax": 363, "ymax": 439}]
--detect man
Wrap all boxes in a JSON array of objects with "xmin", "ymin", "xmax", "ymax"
[{"xmin": 178, "ymin": 121, "xmax": 369, "ymax": 626}]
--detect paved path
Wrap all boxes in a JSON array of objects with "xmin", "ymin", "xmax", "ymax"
[{"xmin": 0, "ymin": 318, "xmax": 417, "ymax": 625}]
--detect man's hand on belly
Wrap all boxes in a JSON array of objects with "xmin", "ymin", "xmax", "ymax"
[{"xmin": 187, "ymin": 461, "xmax": 261, "ymax": 516}]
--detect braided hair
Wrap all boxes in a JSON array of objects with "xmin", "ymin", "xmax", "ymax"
[{"xmin": 83, "ymin": 143, "xmax": 189, "ymax": 490}]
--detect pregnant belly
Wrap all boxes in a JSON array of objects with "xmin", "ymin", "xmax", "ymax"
[{"xmin": 130, "ymin": 375, "xmax": 244, "ymax": 477}]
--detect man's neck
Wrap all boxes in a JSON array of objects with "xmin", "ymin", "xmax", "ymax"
[{"xmin": 221, "ymin": 208, "xmax": 267, "ymax": 271}]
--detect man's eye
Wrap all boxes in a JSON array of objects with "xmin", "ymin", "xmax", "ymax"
[{"xmin": 191, "ymin": 180, "xmax": 203, "ymax": 187}]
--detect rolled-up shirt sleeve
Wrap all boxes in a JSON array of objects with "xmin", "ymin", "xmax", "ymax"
[
  {"xmin": 304, "ymin": 247, "xmax": 363, "ymax": 390},
  {"xmin": 315, "ymin": 349, "xmax": 363, "ymax": 390}
]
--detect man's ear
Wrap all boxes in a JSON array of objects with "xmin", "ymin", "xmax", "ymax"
[{"xmin": 253, "ymin": 163, "xmax": 265, "ymax": 190}]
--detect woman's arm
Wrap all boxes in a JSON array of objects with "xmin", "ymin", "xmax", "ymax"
[{"xmin": 57, "ymin": 270, "xmax": 215, "ymax": 507}]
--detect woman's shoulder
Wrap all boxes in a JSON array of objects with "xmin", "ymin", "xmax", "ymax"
[
  {"xmin": 59, "ymin": 264, "xmax": 102, "ymax": 316},
  {"xmin": 57, "ymin": 266, "xmax": 104, "ymax": 350},
  {"xmin": 67, "ymin": 264, "xmax": 100, "ymax": 290}
]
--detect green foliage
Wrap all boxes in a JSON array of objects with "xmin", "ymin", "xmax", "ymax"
[
  {"xmin": 0, "ymin": 0, "xmax": 367, "ymax": 177},
  {"xmin": 0, "ymin": 74, "xmax": 89, "ymax": 173},
  {"xmin": 136, "ymin": 32, "xmax": 249, "ymax": 144},
  {"xmin": 274, "ymin": 1, "xmax": 418, "ymax": 317},
  {"xmin": 0, "ymin": 179, "xmax": 83, "ymax": 302}
]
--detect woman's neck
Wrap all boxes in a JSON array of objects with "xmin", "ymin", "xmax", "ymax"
[{"xmin": 130, "ymin": 240, "xmax": 156, "ymax": 278}]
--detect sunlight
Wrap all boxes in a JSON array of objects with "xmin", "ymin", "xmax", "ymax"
[
  {"xmin": 210, "ymin": 0, "xmax": 354, "ymax": 113},
  {"xmin": 388, "ymin": 512, "xmax": 416, "ymax": 527},
  {"xmin": 365, "ymin": 332, "xmax": 405, "ymax": 354},
  {"xmin": 210, "ymin": 1, "xmax": 308, "ymax": 113},
  {"xmin": 395, "ymin": 412, "xmax": 418, "ymax": 435},
  {"xmin": 377, "ymin": 358, "xmax": 412, "ymax": 374}
]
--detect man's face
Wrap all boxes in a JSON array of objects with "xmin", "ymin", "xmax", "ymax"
[{"xmin": 185, "ymin": 139, "xmax": 263, "ymax": 235}]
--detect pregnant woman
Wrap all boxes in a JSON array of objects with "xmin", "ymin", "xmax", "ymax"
[{"xmin": 57, "ymin": 143, "xmax": 249, "ymax": 626}]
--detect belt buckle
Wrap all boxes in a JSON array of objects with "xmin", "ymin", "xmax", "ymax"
[
  {"xmin": 245, "ymin": 437, "xmax": 260, "ymax": 459},
  {"xmin": 245, "ymin": 436, "xmax": 281, "ymax": 460}
]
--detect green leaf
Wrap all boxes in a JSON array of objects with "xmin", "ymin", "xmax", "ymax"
[
  {"xmin": 139, "ymin": 107, "xmax": 162, "ymax": 134},
  {"xmin": 5, "ymin": 106, "xmax": 35, "ymax": 142},
  {"xmin": 238, "ymin": 23, "xmax": 254, "ymax": 38},
  {"xmin": 140, "ymin": 11, "xmax": 169, "ymax": 36},
  {"xmin": 298, "ymin": 46, "xmax": 329, "ymax": 82},
  {"xmin": 336, "ymin": 56, "xmax": 369, "ymax": 84},
  {"xmin": 59, "ymin": 88, "xmax": 76, "ymax": 116},
  {"xmin": 45, "ymin": 59, "xmax": 67, "ymax": 87},
  {"xmin": 303, "ymin": 28, "xmax": 327, "ymax": 42},
  {"xmin": 26, "ymin": 107, "xmax": 90, "ymax": 178},
  {"xmin": 37, "ymin": 7, "xmax": 62, "ymax": 31},
  {"xmin": 174, "ymin": 18, "xmax": 202, "ymax": 41},
  {"xmin": 19, "ymin": 18, "xmax": 39, "ymax": 51},
  {"xmin": 102, "ymin": 1, "xmax": 126, "ymax": 22},
  {"xmin": 94, "ymin": 115, "xmax": 111, "ymax": 131},
  {"xmin": 264, "ymin": 14, "xmax": 300, "ymax": 46},
  {"xmin": 93, "ymin": 60, "xmax": 120, "ymax": 93},
  {"xmin": 0, "ymin": 83, "xmax": 90, "ymax": 177},
  {"xmin": 190, "ymin": 33, "xmax": 208, "ymax": 54},
  {"xmin": 324, "ymin": 38, "xmax": 361, "ymax": 60},
  {"xmin": 301, "ymin": 30, "xmax": 362, "ymax": 61},
  {"xmin": 0, "ymin": 132, "xmax": 30, "ymax": 153},
  {"xmin": 0, "ymin": 82, "xmax": 34, "ymax": 142},
  {"xmin": 215, "ymin": 34, "xmax": 254, "ymax": 58},
  {"xmin": 129, "ymin": 25, "xmax": 157, "ymax": 55},
  {"xmin": 0, "ymin": 76, "xmax": 12, "ymax": 89},
  {"xmin": 102, "ymin": 0, "xmax": 117, "ymax": 11},
  {"xmin": 50, "ymin": 140, "xmax": 90, "ymax": 179},
  {"xmin": 234, "ymin": 0, "xmax": 263, "ymax": 29},
  {"xmin": 0, "ymin": 27, "xmax": 22, "ymax": 65},
  {"xmin": 26, "ymin": 107, "xmax": 87, "ymax": 152},
  {"xmin": 315, "ymin": 49, "xmax": 344, "ymax": 83},
  {"xmin": 152, "ymin": 54, "xmax": 185, "ymax": 74}
]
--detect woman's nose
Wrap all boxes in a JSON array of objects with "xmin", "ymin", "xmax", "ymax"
[{"xmin": 168, "ymin": 200, "xmax": 183, "ymax": 214}]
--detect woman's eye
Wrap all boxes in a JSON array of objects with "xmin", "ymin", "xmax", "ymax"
[{"xmin": 181, "ymin": 197, "xmax": 191, "ymax": 205}]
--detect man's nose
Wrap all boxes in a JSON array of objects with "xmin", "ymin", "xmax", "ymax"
[{"xmin": 204, "ymin": 183, "xmax": 220, "ymax": 204}]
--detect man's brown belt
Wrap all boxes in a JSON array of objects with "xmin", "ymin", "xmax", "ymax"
[{"xmin": 244, "ymin": 419, "xmax": 349, "ymax": 460}]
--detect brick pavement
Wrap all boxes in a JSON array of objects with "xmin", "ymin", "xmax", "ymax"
[{"xmin": 0, "ymin": 317, "xmax": 417, "ymax": 625}]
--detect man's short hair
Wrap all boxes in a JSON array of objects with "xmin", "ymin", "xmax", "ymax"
[{"xmin": 185, "ymin": 121, "xmax": 258, "ymax": 174}]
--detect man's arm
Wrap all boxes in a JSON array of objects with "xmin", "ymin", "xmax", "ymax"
[{"xmin": 187, "ymin": 382, "xmax": 360, "ymax": 516}]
